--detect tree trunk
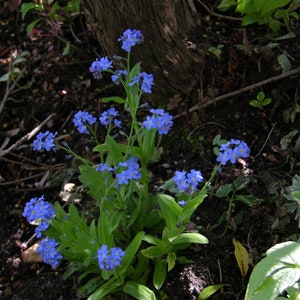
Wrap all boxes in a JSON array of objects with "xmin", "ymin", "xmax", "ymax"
[{"xmin": 82, "ymin": 0, "xmax": 202, "ymax": 99}]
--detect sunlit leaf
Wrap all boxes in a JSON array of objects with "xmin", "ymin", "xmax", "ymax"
[{"xmin": 233, "ymin": 238, "xmax": 249, "ymax": 278}]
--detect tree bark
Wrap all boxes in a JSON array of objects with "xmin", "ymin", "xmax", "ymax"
[{"xmin": 82, "ymin": 0, "xmax": 202, "ymax": 98}]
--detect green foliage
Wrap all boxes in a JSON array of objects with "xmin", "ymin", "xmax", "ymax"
[
  {"xmin": 217, "ymin": 0, "xmax": 299, "ymax": 32},
  {"xmin": 282, "ymin": 174, "xmax": 300, "ymax": 228},
  {"xmin": 20, "ymin": 0, "xmax": 80, "ymax": 55},
  {"xmin": 249, "ymin": 91, "xmax": 272, "ymax": 109},
  {"xmin": 0, "ymin": 51, "xmax": 30, "ymax": 83},
  {"xmin": 245, "ymin": 241, "xmax": 300, "ymax": 299}
]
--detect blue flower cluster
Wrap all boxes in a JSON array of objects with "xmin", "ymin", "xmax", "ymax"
[
  {"xmin": 97, "ymin": 244, "xmax": 125, "ymax": 271},
  {"xmin": 143, "ymin": 108, "xmax": 173, "ymax": 135},
  {"xmin": 22, "ymin": 195, "xmax": 55, "ymax": 238},
  {"xmin": 37, "ymin": 237, "xmax": 62, "ymax": 268},
  {"xmin": 99, "ymin": 107, "xmax": 122, "ymax": 127},
  {"xmin": 89, "ymin": 29, "xmax": 154, "ymax": 94},
  {"xmin": 89, "ymin": 56, "xmax": 113, "ymax": 79},
  {"xmin": 73, "ymin": 110, "xmax": 97, "ymax": 134},
  {"xmin": 111, "ymin": 70, "xmax": 127, "ymax": 84},
  {"xmin": 116, "ymin": 157, "xmax": 142, "ymax": 185},
  {"xmin": 33, "ymin": 131, "xmax": 57, "ymax": 152},
  {"xmin": 118, "ymin": 29, "xmax": 144, "ymax": 52},
  {"xmin": 217, "ymin": 139, "xmax": 250, "ymax": 165},
  {"xmin": 129, "ymin": 72, "xmax": 154, "ymax": 94},
  {"xmin": 173, "ymin": 169, "xmax": 204, "ymax": 193},
  {"xmin": 96, "ymin": 157, "xmax": 142, "ymax": 185}
]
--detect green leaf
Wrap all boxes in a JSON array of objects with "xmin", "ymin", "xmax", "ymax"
[
  {"xmin": 78, "ymin": 165, "xmax": 107, "ymax": 202},
  {"xmin": 249, "ymin": 100, "xmax": 260, "ymax": 108},
  {"xmin": 268, "ymin": 19, "xmax": 281, "ymax": 32},
  {"xmin": 26, "ymin": 18, "xmax": 43, "ymax": 34},
  {"xmin": 153, "ymin": 258, "xmax": 167, "ymax": 290},
  {"xmin": 260, "ymin": 0, "xmax": 292, "ymax": 16},
  {"xmin": 105, "ymin": 135, "xmax": 124, "ymax": 163},
  {"xmin": 21, "ymin": 3, "xmax": 43, "ymax": 20},
  {"xmin": 217, "ymin": 0, "xmax": 237, "ymax": 11},
  {"xmin": 141, "ymin": 246, "xmax": 168, "ymax": 259},
  {"xmin": 277, "ymin": 53, "xmax": 291, "ymax": 73},
  {"xmin": 216, "ymin": 183, "xmax": 233, "ymax": 198},
  {"xmin": 256, "ymin": 91, "xmax": 265, "ymax": 101},
  {"xmin": 157, "ymin": 194, "xmax": 182, "ymax": 230},
  {"xmin": 121, "ymin": 232, "xmax": 145, "ymax": 271},
  {"xmin": 123, "ymin": 281, "xmax": 156, "ymax": 300},
  {"xmin": 198, "ymin": 284, "xmax": 228, "ymax": 300},
  {"xmin": 172, "ymin": 233, "xmax": 208, "ymax": 245},
  {"xmin": 180, "ymin": 187, "xmax": 207, "ymax": 224},
  {"xmin": 167, "ymin": 252, "xmax": 176, "ymax": 271},
  {"xmin": 102, "ymin": 96, "xmax": 125, "ymax": 104},
  {"xmin": 245, "ymin": 241, "xmax": 300, "ymax": 300},
  {"xmin": 87, "ymin": 278, "xmax": 122, "ymax": 300}
]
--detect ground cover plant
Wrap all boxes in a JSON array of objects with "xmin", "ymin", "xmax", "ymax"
[
  {"xmin": 20, "ymin": 30, "xmax": 252, "ymax": 299},
  {"xmin": 0, "ymin": 1, "xmax": 300, "ymax": 299}
]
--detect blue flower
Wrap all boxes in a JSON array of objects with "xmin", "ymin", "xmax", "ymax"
[
  {"xmin": 96, "ymin": 163, "xmax": 113, "ymax": 172},
  {"xmin": 118, "ymin": 29, "xmax": 144, "ymax": 52},
  {"xmin": 140, "ymin": 72, "xmax": 154, "ymax": 93},
  {"xmin": 33, "ymin": 131, "xmax": 57, "ymax": 152},
  {"xmin": 111, "ymin": 70, "xmax": 128, "ymax": 84},
  {"xmin": 99, "ymin": 108, "xmax": 122, "ymax": 127},
  {"xmin": 23, "ymin": 195, "xmax": 55, "ymax": 224},
  {"xmin": 173, "ymin": 169, "xmax": 204, "ymax": 193},
  {"xmin": 142, "ymin": 108, "xmax": 173, "ymax": 135},
  {"xmin": 35, "ymin": 221, "xmax": 50, "ymax": 238},
  {"xmin": 178, "ymin": 200, "xmax": 187, "ymax": 207},
  {"xmin": 37, "ymin": 237, "xmax": 62, "ymax": 268},
  {"xmin": 116, "ymin": 157, "xmax": 141, "ymax": 185},
  {"xmin": 187, "ymin": 169, "xmax": 204, "ymax": 188},
  {"xmin": 129, "ymin": 72, "xmax": 154, "ymax": 94},
  {"xmin": 73, "ymin": 111, "xmax": 97, "ymax": 134},
  {"xmin": 97, "ymin": 245, "xmax": 125, "ymax": 271},
  {"xmin": 217, "ymin": 139, "xmax": 250, "ymax": 165},
  {"xmin": 89, "ymin": 56, "xmax": 113, "ymax": 79}
]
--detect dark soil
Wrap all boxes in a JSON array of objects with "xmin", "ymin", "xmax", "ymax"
[{"xmin": 1, "ymin": 1, "xmax": 300, "ymax": 299}]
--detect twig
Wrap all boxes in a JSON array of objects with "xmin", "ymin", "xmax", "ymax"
[
  {"xmin": 174, "ymin": 66, "xmax": 300, "ymax": 119},
  {"xmin": 0, "ymin": 51, "xmax": 28, "ymax": 115},
  {"xmin": 196, "ymin": 0, "xmax": 242, "ymax": 22},
  {"xmin": 254, "ymin": 122, "xmax": 277, "ymax": 159},
  {"xmin": 0, "ymin": 113, "xmax": 56, "ymax": 157}
]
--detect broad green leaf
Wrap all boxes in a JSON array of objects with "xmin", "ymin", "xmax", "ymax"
[
  {"xmin": 77, "ymin": 275, "xmax": 104, "ymax": 298},
  {"xmin": 26, "ymin": 18, "xmax": 43, "ymax": 34},
  {"xmin": 249, "ymin": 100, "xmax": 260, "ymax": 108},
  {"xmin": 180, "ymin": 186, "xmax": 207, "ymax": 224},
  {"xmin": 167, "ymin": 252, "xmax": 176, "ymax": 271},
  {"xmin": 216, "ymin": 183, "xmax": 233, "ymax": 198},
  {"xmin": 21, "ymin": 3, "xmax": 43, "ymax": 20},
  {"xmin": 78, "ymin": 165, "xmax": 107, "ymax": 202},
  {"xmin": 277, "ymin": 53, "xmax": 291, "ymax": 73},
  {"xmin": 217, "ymin": 0, "xmax": 237, "ymax": 11},
  {"xmin": 153, "ymin": 258, "xmax": 167, "ymax": 290},
  {"xmin": 233, "ymin": 238, "xmax": 249, "ymax": 278},
  {"xmin": 141, "ymin": 246, "xmax": 167, "ymax": 259},
  {"xmin": 121, "ymin": 231, "xmax": 145, "ymax": 270},
  {"xmin": 157, "ymin": 194, "xmax": 181, "ymax": 230},
  {"xmin": 198, "ymin": 284, "xmax": 228, "ymax": 300},
  {"xmin": 143, "ymin": 234, "xmax": 165, "ymax": 247},
  {"xmin": 123, "ymin": 281, "xmax": 156, "ymax": 300},
  {"xmin": 87, "ymin": 278, "xmax": 122, "ymax": 300},
  {"xmin": 172, "ymin": 233, "xmax": 208, "ymax": 245},
  {"xmin": 268, "ymin": 19, "xmax": 281, "ymax": 32},
  {"xmin": 102, "ymin": 96, "xmax": 125, "ymax": 104},
  {"xmin": 105, "ymin": 135, "xmax": 124, "ymax": 163},
  {"xmin": 245, "ymin": 241, "xmax": 300, "ymax": 300},
  {"xmin": 261, "ymin": 0, "xmax": 292, "ymax": 15}
]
